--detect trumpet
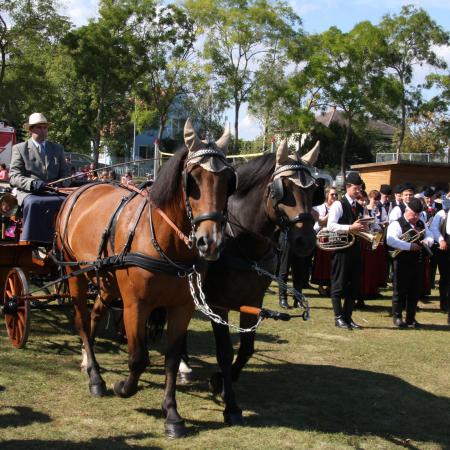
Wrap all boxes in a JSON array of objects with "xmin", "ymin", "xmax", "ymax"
[
  {"xmin": 317, "ymin": 226, "xmax": 383, "ymax": 251},
  {"xmin": 388, "ymin": 228, "xmax": 433, "ymax": 258}
]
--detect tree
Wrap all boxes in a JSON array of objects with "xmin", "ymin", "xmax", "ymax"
[
  {"xmin": 130, "ymin": 1, "xmax": 197, "ymax": 169},
  {"xmin": 301, "ymin": 22, "xmax": 388, "ymax": 181},
  {"xmin": 62, "ymin": 0, "xmax": 142, "ymax": 163},
  {"xmin": 186, "ymin": 0, "xmax": 302, "ymax": 152},
  {"xmin": 0, "ymin": 0, "xmax": 71, "ymax": 128},
  {"xmin": 379, "ymin": 4, "xmax": 449, "ymax": 155}
]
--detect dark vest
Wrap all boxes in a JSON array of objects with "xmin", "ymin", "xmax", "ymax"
[
  {"xmin": 338, "ymin": 197, "xmax": 363, "ymax": 226},
  {"xmin": 399, "ymin": 203, "xmax": 406, "ymax": 214},
  {"xmin": 396, "ymin": 216, "xmax": 426, "ymax": 263},
  {"xmin": 398, "ymin": 215, "xmax": 425, "ymax": 234}
]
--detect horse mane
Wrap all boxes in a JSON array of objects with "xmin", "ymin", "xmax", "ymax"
[
  {"xmin": 234, "ymin": 153, "xmax": 276, "ymax": 197},
  {"xmin": 150, "ymin": 147, "xmax": 188, "ymax": 208}
]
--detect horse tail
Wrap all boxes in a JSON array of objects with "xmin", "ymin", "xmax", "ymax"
[{"xmin": 147, "ymin": 307, "xmax": 167, "ymax": 342}]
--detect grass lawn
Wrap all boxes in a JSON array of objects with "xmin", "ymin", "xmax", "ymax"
[{"xmin": 1, "ymin": 284, "xmax": 449, "ymax": 449}]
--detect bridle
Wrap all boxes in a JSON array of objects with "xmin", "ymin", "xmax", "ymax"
[
  {"xmin": 267, "ymin": 163, "xmax": 321, "ymax": 230},
  {"xmin": 182, "ymin": 147, "xmax": 237, "ymax": 233}
]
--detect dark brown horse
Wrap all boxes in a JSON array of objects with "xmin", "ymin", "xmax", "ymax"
[
  {"xmin": 54, "ymin": 120, "xmax": 236, "ymax": 438},
  {"xmin": 184, "ymin": 140, "xmax": 323, "ymax": 425}
]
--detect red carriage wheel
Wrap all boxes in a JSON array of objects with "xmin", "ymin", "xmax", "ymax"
[{"xmin": 2, "ymin": 267, "xmax": 30, "ymax": 348}]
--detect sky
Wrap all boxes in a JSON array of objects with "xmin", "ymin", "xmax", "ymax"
[{"xmin": 60, "ymin": 0, "xmax": 450, "ymax": 139}]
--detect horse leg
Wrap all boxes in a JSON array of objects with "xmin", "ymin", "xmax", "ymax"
[
  {"xmin": 178, "ymin": 333, "xmax": 193, "ymax": 384},
  {"xmin": 210, "ymin": 317, "xmax": 243, "ymax": 425},
  {"xmin": 231, "ymin": 314, "xmax": 257, "ymax": 383},
  {"xmin": 81, "ymin": 293, "xmax": 114, "ymax": 373},
  {"xmin": 161, "ymin": 303, "xmax": 194, "ymax": 438},
  {"xmin": 113, "ymin": 300, "xmax": 149, "ymax": 399},
  {"xmin": 68, "ymin": 270, "xmax": 107, "ymax": 397}
]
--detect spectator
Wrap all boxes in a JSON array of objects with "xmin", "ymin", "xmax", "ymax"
[{"xmin": 0, "ymin": 163, "xmax": 9, "ymax": 181}]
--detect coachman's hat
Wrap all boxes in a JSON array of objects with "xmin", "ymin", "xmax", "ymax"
[
  {"xmin": 393, "ymin": 184, "xmax": 403, "ymax": 194},
  {"xmin": 23, "ymin": 113, "xmax": 51, "ymax": 131},
  {"xmin": 346, "ymin": 172, "xmax": 363, "ymax": 186},
  {"xmin": 380, "ymin": 184, "xmax": 392, "ymax": 195}
]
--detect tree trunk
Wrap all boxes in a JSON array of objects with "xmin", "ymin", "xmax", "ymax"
[
  {"xmin": 341, "ymin": 118, "xmax": 352, "ymax": 185},
  {"xmin": 396, "ymin": 91, "xmax": 406, "ymax": 159},
  {"xmin": 233, "ymin": 100, "xmax": 240, "ymax": 153},
  {"xmin": 153, "ymin": 114, "xmax": 166, "ymax": 177},
  {"xmin": 0, "ymin": 44, "xmax": 6, "ymax": 89}
]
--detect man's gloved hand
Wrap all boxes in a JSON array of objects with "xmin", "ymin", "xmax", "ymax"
[{"xmin": 31, "ymin": 179, "xmax": 47, "ymax": 193}]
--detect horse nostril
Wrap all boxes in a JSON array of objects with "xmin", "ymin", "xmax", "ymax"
[{"xmin": 196, "ymin": 235, "xmax": 209, "ymax": 252}]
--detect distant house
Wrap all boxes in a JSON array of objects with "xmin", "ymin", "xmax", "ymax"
[{"xmin": 315, "ymin": 107, "xmax": 396, "ymax": 142}]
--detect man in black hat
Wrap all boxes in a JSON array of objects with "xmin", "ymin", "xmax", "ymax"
[
  {"xmin": 430, "ymin": 192, "xmax": 450, "ymax": 324},
  {"xmin": 387, "ymin": 198, "xmax": 434, "ymax": 328},
  {"xmin": 327, "ymin": 172, "xmax": 366, "ymax": 329},
  {"xmin": 389, "ymin": 183, "xmax": 415, "ymax": 223},
  {"xmin": 379, "ymin": 184, "xmax": 393, "ymax": 219}
]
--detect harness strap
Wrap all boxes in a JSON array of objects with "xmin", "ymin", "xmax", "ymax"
[
  {"xmin": 126, "ymin": 183, "xmax": 192, "ymax": 247},
  {"xmin": 121, "ymin": 196, "xmax": 148, "ymax": 255},
  {"xmin": 52, "ymin": 251, "xmax": 203, "ymax": 277},
  {"xmin": 97, "ymin": 195, "xmax": 131, "ymax": 259}
]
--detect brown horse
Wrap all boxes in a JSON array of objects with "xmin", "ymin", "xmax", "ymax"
[
  {"xmin": 54, "ymin": 120, "xmax": 236, "ymax": 438},
  {"xmin": 179, "ymin": 140, "xmax": 323, "ymax": 424}
]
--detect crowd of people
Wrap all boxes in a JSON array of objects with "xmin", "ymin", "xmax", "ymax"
[{"xmin": 278, "ymin": 172, "xmax": 450, "ymax": 329}]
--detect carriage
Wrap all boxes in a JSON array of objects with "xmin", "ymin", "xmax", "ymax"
[{"xmin": 0, "ymin": 183, "xmax": 75, "ymax": 348}]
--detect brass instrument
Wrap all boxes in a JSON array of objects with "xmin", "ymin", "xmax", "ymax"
[
  {"xmin": 388, "ymin": 228, "xmax": 432, "ymax": 258},
  {"xmin": 317, "ymin": 218, "xmax": 383, "ymax": 251}
]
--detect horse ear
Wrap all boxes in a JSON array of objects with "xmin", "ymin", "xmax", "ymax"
[
  {"xmin": 184, "ymin": 118, "xmax": 202, "ymax": 153},
  {"xmin": 301, "ymin": 141, "xmax": 320, "ymax": 166},
  {"xmin": 275, "ymin": 139, "xmax": 289, "ymax": 166},
  {"xmin": 215, "ymin": 124, "xmax": 231, "ymax": 154}
]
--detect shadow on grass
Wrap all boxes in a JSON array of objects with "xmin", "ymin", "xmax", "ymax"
[
  {"xmin": 0, "ymin": 433, "xmax": 161, "ymax": 450},
  {"xmin": 229, "ymin": 363, "xmax": 450, "ymax": 447},
  {"xmin": 0, "ymin": 406, "xmax": 51, "ymax": 428}
]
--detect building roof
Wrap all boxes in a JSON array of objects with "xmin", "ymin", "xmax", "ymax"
[{"xmin": 315, "ymin": 108, "xmax": 396, "ymax": 137}]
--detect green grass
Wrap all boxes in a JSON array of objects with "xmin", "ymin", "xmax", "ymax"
[{"xmin": 1, "ymin": 285, "xmax": 449, "ymax": 449}]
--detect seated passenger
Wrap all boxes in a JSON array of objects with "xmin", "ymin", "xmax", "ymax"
[{"xmin": 9, "ymin": 112, "xmax": 69, "ymax": 244}]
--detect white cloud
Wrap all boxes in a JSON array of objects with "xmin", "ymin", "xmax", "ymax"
[
  {"xmin": 237, "ymin": 113, "xmax": 262, "ymax": 140},
  {"xmin": 60, "ymin": 0, "xmax": 99, "ymax": 27}
]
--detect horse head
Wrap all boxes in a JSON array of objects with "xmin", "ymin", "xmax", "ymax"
[
  {"xmin": 183, "ymin": 119, "xmax": 237, "ymax": 261},
  {"xmin": 267, "ymin": 140, "xmax": 324, "ymax": 257}
]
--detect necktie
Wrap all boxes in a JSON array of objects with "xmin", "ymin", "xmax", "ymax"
[{"xmin": 351, "ymin": 201, "xmax": 357, "ymax": 216}]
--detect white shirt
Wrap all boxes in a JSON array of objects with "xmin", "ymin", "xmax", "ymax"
[
  {"xmin": 430, "ymin": 209, "xmax": 450, "ymax": 243},
  {"xmin": 313, "ymin": 203, "xmax": 329, "ymax": 232},
  {"xmin": 386, "ymin": 217, "xmax": 434, "ymax": 251},
  {"xmin": 327, "ymin": 193, "xmax": 356, "ymax": 233}
]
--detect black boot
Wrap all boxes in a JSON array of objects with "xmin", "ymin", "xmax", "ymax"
[
  {"xmin": 392, "ymin": 301, "xmax": 406, "ymax": 328},
  {"xmin": 279, "ymin": 297, "xmax": 289, "ymax": 309},
  {"xmin": 347, "ymin": 317, "xmax": 362, "ymax": 329},
  {"xmin": 335, "ymin": 316, "xmax": 351, "ymax": 329}
]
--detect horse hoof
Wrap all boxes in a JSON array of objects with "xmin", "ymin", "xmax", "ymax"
[
  {"xmin": 224, "ymin": 411, "xmax": 244, "ymax": 426},
  {"xmin": 89, "ymin": 381, "xmax": 107, "ymax": 397},
  {"xmin": 209, "ymin": 372, "xmax": 223, "ymax": 395},
  {"xmin": 113, "ymin": 380, "xmax": 137, "ymax": 398},
  {"xmin": 178, "ymin": 372, "xmax": 193, "ymax": 385},
  {"xmin": 165, "ymin": 420, "xmax": 187, "ymax": 438}
]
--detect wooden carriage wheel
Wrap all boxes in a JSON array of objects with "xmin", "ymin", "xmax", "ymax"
[{"xmin": 2, "ymin": 268, "xmax": 30, "ymax": 348}]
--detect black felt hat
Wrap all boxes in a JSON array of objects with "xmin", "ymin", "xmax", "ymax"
[
  {"xmin": 401, "ymin": 182, "xmax": 415, "ymax": 193},
  {"xmin": 423, "ymin": 187, "xmax": 435, "ymax": 197},
  {"xmin": 346, "ymin": 172, "xmax": 363, "ymax": 186},
  {"xmin": 393, "ymin": 184, "xmax": 403, "ymax": 194},
  {"xmin": 380, "ymin": 184, "xmax": 392, "ymax": 195},
  {"xmin": 407, "ymin": 197, "xmax": 423, "ymax": 213}
]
